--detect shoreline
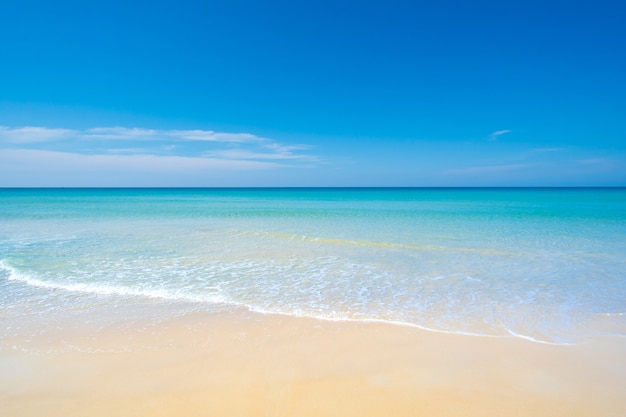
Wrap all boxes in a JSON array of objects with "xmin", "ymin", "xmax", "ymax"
[
  {"xmin": 6, "ymin": 259, "xmax": 619, "ymax": 347},
  {"xmin": 2, "ymin": 308, "xmax": 625, "ymax": 417}
]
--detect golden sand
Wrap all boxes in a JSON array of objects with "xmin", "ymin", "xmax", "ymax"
[{"xmin": 1, "ymin": 309, "xmax": 625, "ymax": 417}]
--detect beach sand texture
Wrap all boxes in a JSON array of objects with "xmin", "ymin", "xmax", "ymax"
[{"xmin": 1, "ymin": 310, "xmax": 625, "ymax": 417}]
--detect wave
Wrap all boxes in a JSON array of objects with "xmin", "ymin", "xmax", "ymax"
[
  {"xmin": 0, "ymin": 259, "xmax": 598, "ymax": 346},
  {"xmin": 0, "ymin": 259, "xmax": 228, "ymax": 305}
]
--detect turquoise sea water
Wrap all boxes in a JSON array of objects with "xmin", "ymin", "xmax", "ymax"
[{"xmin": 1, "ymin": 188, "xmax": 625, "ymax": 345}]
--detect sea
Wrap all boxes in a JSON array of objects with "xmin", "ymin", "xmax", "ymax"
[{"xmin": 1, "ymin": 188, "xmax": 625, "ymax": 346}]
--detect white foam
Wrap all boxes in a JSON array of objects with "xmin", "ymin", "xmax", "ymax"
[
  {"xmin": 495, "ymin": 317, "xmax": 574, "ymax": 346},
  {"xmin": 0, "ymin": 259, "xmax": 606, "ymax": 346},
  {"xmin": 0, "ymin": 259, "xmax": 228, "ymax": 305}
]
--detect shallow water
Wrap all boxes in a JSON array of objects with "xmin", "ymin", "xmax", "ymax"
[{"xmin": 1, "ymin": 188, "xmax": 625, "ymax": 345}]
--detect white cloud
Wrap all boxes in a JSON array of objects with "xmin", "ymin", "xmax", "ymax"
[
  {"xmin": 0, "ymin": 149, "xmax": 282, "ymax": 185},
  {"xmin": 105, "ymin": 147, "xmax": 157, "ymax": 154},
  {"xmin": 0, "ymin": 125, "xmax": 314, "ymax": 161},
  {"xmin": 263, "ymin": 143, "xmax": 311, "ymax": 152},
  {"xmin": 0, "ymin": 126, "xmax": 75, "ymax": 143},
  {"xmin": 0, "ymin": 148, "xmax": 272, "ymax": 168},
  {"xmin": 205, "ymin": 149, "xmax": 315, "ymax": 161},
  {"xmin": 205, "ymin": 142, "xmax": 315, "ymax": 161},
  {"xmin": 0, "ymin": 125, "xmax": 277, "ymax": 145},
  {"xmin": 489, "ymin": 130, "xmax": 512, "ymax": 141},
  {"xmin": 167, "ymin": 130, "xmax": 262, "ymax": 143},
  {"xmin": 0, "ymin": 125, "xmax": 316, "ymax": 186},
  {"xmin": 84, "ymin": 127, "xmax": 159, "ymax": 139},
  {"xmin": 83, "ymin": 127, "xmax": 264, "ymax": 143}
]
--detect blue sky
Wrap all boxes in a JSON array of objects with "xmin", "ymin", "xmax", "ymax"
[{"xmin": 1, "ymin": 0, "xmax": 624, "ymax": 186}]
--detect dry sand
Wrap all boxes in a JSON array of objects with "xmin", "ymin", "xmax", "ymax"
[{"xmin": 1, "ymin": 309, "xmax": 625, "ymax": 417}]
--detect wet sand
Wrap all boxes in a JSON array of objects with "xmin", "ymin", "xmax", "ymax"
[{"xmin": 1, "ymin": 309, "xmax": 625, "ymax": 417}]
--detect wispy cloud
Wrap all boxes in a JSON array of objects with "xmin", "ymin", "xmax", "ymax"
[
  {"xmin": 168, "ymin": 130, "xmax": 261, "ymax": 143},
  {"xmin": 0, "ymin": 125, "xmax": 269, "ymax": 144},
  {"xmin": 84, "ymin": 127, "xmax": 159, "ymax": 139},
  {"xmin": 0, "ymin": 125, "xmax": 315, "ymax": 163},
  {"xmin": 205, "ymin": 149, "xmax": 314, "ymax": 161},
  {"xmin": 0, "ymin": 149, "xmax": 280, "ymax": 171},
  {"xmin": 0, "ymin": 126, "xmax": 74, "ymax": 143},
  {"xmin": 0, "ymin": 148, "xmax": 286, "ymax": 187},
  {"xmin": 488, "ymin": 130, "xmax": 511, "ymax": 141}
]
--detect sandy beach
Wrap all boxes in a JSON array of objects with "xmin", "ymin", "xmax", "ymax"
[
  {"xmin": 1, "ymin": 309, "xmax": 625, "ymax": 417},
  {"xmin": 3, "ymin": 0, "xmax": 625, "ymax": 411}
]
